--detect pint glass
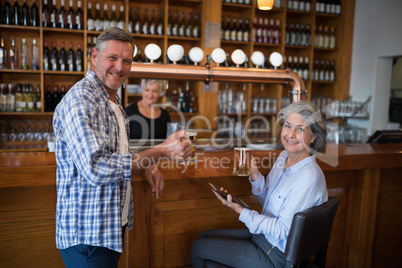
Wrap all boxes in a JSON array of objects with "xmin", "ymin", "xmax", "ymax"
[
  {"xmin": 183, "ymin": 129, "xmax": 197, "ymax": 164},
  {"xmin": 233, "ymin": 147, "xmax": 252, "ymax": 176}
]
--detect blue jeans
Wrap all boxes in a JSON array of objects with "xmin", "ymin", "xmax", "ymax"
[{"xmin": 59, "ymin": 226, "xmax": 126, "ymax": 268}]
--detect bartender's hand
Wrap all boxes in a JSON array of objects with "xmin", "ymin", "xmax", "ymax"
[
  {"xmin": 158, "ymin": 130, "xmax": 192, "ymax": 162},
  {"xmin": 145, "ymin": 166, "xmax": 165, "ymax": 199},
  {"xmin": 213, "ymin": 187, "xmax": 244, "ymax": 215}
]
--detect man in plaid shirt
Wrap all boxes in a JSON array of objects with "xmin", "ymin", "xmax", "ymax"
[{"xmin": 53, "ymin": 27, "xmax": 191, "ymax": 267}]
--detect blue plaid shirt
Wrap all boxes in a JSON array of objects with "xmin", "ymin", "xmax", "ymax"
[{"xmin": 53, "ymin": 70, "xmax": 133, "ymax": 253}]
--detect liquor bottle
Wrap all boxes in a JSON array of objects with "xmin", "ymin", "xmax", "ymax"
[
  {"xmin": 102, "ymin": 3, "xmax": 110, "ymax": 30},
  {"xmin": 9, "ymin": 38, "xmax": 18, "ymax": 69},
  {"xmin": 302, "ymin": 57, "xmax": 309, "ymax": 80},
  {"xmin": 50, "ymin": 0, "xmax": 58, "ymax": 28},
  {"xmin": 323, "ymin": 25, "xmax": 329, "ymax": 48},
  {"xmin": 67, "ymin": 42, "xmax": 74, "ymax": 71},
  {"xmin": 27, "ymin": 84, "xmax": 35, "ymax": 112},
  {"xmin": 21, "ymin": 0, "xmax": 30, "ymax": 26},
  {"xmin": 142, "ymin": 8, "xmax": 149, "ymax": 34},
  {"xmin": 31, "ymin": 0, "xmax": 39, "ymax": 26},
  {"xmin": 316, "ymin": 25, "xmax": 324, "ymax": 48},
  {"xmin": 256, "ymin": 17, "xmax": 263, "ymax": 43},
  {"xmin": 305, "ymin": 24, "xmax": 311, "ymax": 46},
  {"xmin": 0, "ymin": 38, "xmax": 7, "ymax": 69},
  {"xmin": 3, "ymin": 0, "xmax": 11, "ymax": 25},
  {"xmin": 172, "ymin": 11, "xmax": 179, "ymax": 36},
  {"xmin": 75, "ymin": 0, "xmax": 83, "ymax": 30},
  {"xmin": 224, "ymin": 16, "xmax": 231, "ymax": 41},
  {"xmin": 60, "ymin": 85, "xmax": 66, "ymax": 100},
  {"xmin": 0, "ymin": 85, "xmax": 6, "ymax": 112},
  {"xmin": 58, "ymin": 0, "xmax": 66, "ymax": 28},
  {"xmin": 53, "ymin": 85, "xmax": 60, "ymax": 108},
  {"xmin": 273, "ymin": 19, "xmax": 281, "ymax": 44},
  {"xmin": 236, "ymin": 18, "xmax": 243, "ymax": 41},
  {"xmin": 6, "ymin": 84, "xmax": 15, "ymax": 112},
  {"xmin": 243, "ymin": 18, "xmax": 250, "ymax": 42},
  {"xmin": 289, "ymin": 23, "xmax": 296, "ymax": 45},
  {"xmin": 230, "ymin": 17, "xmax": 237, "ymax": 41},
  {"xmin": 134, "ymin": 8, "xmax": 140, "ymax": 34},
  {"xmin": 94, "ymin": 3, "xmax": 101, "ymax": 31},
  {"xmin": 15, "ymin": 84, "xmax": 24, "ymax": 112},
  {"xmin": 149, "ymin": 9, "xmax": 156, "ymax": 35},
  {"xmin": 117, "ymin": 5, "xmax": 125, "ymax": 30},
  {"xmin": 299, "ymin": 0, "xmax": 305, "ymax": 11},
  {"xmin": 59, "ymin": 41, "xmax": 67, "ymax": 71},
  {"xmin": 75, "ymin": 42, "xmax": 83, "ymax": 72},
  {"xmin": 42, "ymin": 0, "xmax": 49, "ymax": 27},
  {"xmin": 43, "ymin": 40, "xmax": 50, "ymax": 70},
  {"xmin": 157, "ymin": 10, "xmax": 163, "ymax": 35},
  {"xmin": 178, "ymin": 11, "xmax": 185, "ymax": 37},
  {"xmin": 329, "ymin": 26, "xmax": 336, "ymax": 49},
  {"xmin": 128, "ymin": 7, "xmax": 134, "ymax": 33},
  {"xmin": 192, "ymin": 13, "xmax": 200, "ymax": 38},
  {"xmin": 67, "ymin": 0, "xmax": 75, "ymax": 29},
  {"xmin": 86, "ymin": 37, "xmax": 91, "ymax": 69},
  {"xmin": 12, "ymin": 0, "xmax": 20, "ymax": 25},
  {"xmin": 185, "ymin": 12, "xmax": 193, "ymax": 37},
  {"xmin": 167, "ymin": 10, "xmax": 172, "ymax": 36},
  {"xmin": 45, "ymin": 85, "xmax": 52, "ymax": 111},
  {"xmin": 51, "ymin": 41, "xmax": 58, "ymax": 71},
  {"xmin": 35, "ymin": 84, "xmax": 41, "ymax": 112},
  {"xmin": 268, "ymin": 19, "xmax": 275, "ymax": 43},
  {"xmin": 21, "ymin": 38, "xmax": 29, "ymax": 70},
  {"xmin": 294, "ymin": 23, "xmax": 300, "ymax": 45},
  {"xmin": 319, "ymin": 59, "xmax": 325, "ymax": 81},
  {"xmin": 109, "ymin": 4, "xmax": 117, "ymax": 28},
  {"xmin": 293, "ymin": 0, "xmax": 299, "ymax": 11},
  {"xmin": 31, "ymin": 39, "xmax": 39, "ymax": 70},
  {"xmin": 87, "ymin": 2, "xmax": 94, "ymax": 30},
  {"xmin": 335, "ymin": 0, "xmax": 341, "ymax": 14}
]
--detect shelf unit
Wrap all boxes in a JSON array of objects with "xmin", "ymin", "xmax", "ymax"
[{"xmin": 0, "ymin": 0, "xmax": 355, "ymax": 139}]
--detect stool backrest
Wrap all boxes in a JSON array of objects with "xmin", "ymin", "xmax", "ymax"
[{"xmin": 284, "ymin": 197, "xmax": 340, "ymax": 267}]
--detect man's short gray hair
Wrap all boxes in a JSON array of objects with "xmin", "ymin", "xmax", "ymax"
[{"xmin": 95, "ymin": 27, "xmax": 135, "ymax": 55}]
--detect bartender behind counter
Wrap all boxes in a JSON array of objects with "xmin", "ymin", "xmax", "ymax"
[{"xmin": 125, "ymin": 79, "xmax": 171, "ymax": 140}]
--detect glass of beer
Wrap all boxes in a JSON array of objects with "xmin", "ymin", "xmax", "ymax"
[
  {"xmin": 181, "ymin": 129, "xmax": 197, "ymax": 165},
  {"xmin": 233, "ymin": 147, "xmax": 252, "ymax": 176}
]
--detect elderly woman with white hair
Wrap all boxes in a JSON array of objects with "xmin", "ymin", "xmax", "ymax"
[{"xmin": 191, "ymin": 101, "xmax": 329, "ymax": 268}]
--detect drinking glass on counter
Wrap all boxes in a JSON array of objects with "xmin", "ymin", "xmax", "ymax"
[{"xmin": 233, "ymin": 147, "xmax": 252, "ymax": 176}]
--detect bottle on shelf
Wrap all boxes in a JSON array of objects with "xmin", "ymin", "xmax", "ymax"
[
  {"xmin": 236, "ymin": 17, "xmax": 243, "ymax": 42},
  {"xmin": 329, "ymin": 26, "xmax": 336, "ymax": 49},
  {"xmin": 27, "ymin": 84, "xmax": 35, "ymax": 112},
  {"xmin": 3, "ymin": 0, "xmax": 12, "ymax": 25},
  {"xmin": 50, "ymin": 0, "xmax": 58, "ymax": 28},
  {"xmin": 67, "ymin": 0, "xmax": 75, "ymax": 29},
  {"xmin": 12, "ymin": 0, "xmax": 20, "ymax": 25},
  {"xmin": 45, "ymin": 85, "xmax": 52, "ymax": 111},
  {"xmin": 102, "ymin": 3, "xmax": 110, "ymax": 31},
  {"xmin": 59, "ymin": 41, "xmax": 67, "ymax": 71},
  {"xmin": 87, "ymin": 2, "xmax": 94, "ymax": 30},
  {"xmin": 31, "ymin": 0, "xmax": 39, "ymax": 26},
  {"xmin": 75, "ymin": 0, "xmax": 83, "ymax": 30},
  {"xmin": 117, "ymin": 5, "xmax": 125, "ymax": 30},
  {"xmin": 243, "ymin": 18, "xmax": 250, "ymax": 42},
  {"xmin": 6, "ymin": 84, "xmax": 15, "ymax": 112},
  {"xmin": 134, "ymin": 8, "xmax": 140, "ymax": 34},
  {"xmin": 230, "ymin": 17, "xmax": 237, "ymax": 42},
  {"xmin": 329, "ymin": 60, "xmax": 335, "ymax": 81},
  {"xmin": 94, "ymin": 3, "xmax": 102, "ymax": 31},
  {"xmin": 323, "ymin": 25, "xmax": 329, "ymax": 48},
  {"xmin": 142, "ymin": 8, "xmax": 149, "ymax": 34},
  {"xmin": 0, "ymin": 38, "xmax": 7, "ymax": 69},
  {"xmin": 76, "ymin": 42, "xmax": 83, "ymax": 72},
  {"xmin": 15, "ymin": 84, "xmax": 24, "ymax": 112},
  {"xmin": 0, "ymin": 85, "xmax": 6, "ymax": 112},
  {"xmin": 172, "ymin": 11, "xmax": 179, "ymax": 36},
  {"xmin": 109, "ymin": 4, "xmax": 117, "ymax": 28},
  {"xmin": 223, "ymin": 16, "xmax": 231, "ymax": 41},
  {"xmin": 59, "ymin": 0, "xmax": 67, "ymax": 28},
  {"xmin": 35, "ymin": 84, "xmax": 41, "ymax": 112},
  {"xmin": 67, "ymin": 42, "xmax": 74, "ymax": 71},
  {"xmin": 185, "ymin": 12, "xmax": 192, "ymax": 37},
  {"xmin": 43, "ymin": 40, "xmax": 50, "ymax": 71},
  {"xmin": 302, "ymin": 57, "xmax": 309, "ymax": 80},
  {"xmin": 128, "ymin": 7, "xmax": 134, "ymax": 33},
  {"xmin": 167, "ymin": 10, "xmax": 172, "ymax": 36},
  {"xmin": 53, "ymin": 85, "xmax": 60, "ymax": 108},
  {"xmin": 268, "ymin": 18, "xmax": 275, "ymax": 43},
  {"xmin": 21, "ymin": 0, "xmax": 29, "ymax": 26},
  {"xmin": 157, "ymin": 10, "xmax": 163, "ymax": 35},
  {"xmin": 149, "ymin": 9, "xmax": 156, "ymax": 35},
  {"xmin": 42, "ymin": 0, "xmax": 49, "ymax": 27},
  {"xmin": 178, "ymin": 11, "xmax": 185, "ymax": 37},
  {"xmin": 21, "ymin": 38, "xmax": 29, "ymax": 70},
  {"xmin": 51, "ymin": 41, "xmax": 58, "ymax": 71},
  {"xmin": 9, "ymin": 38, "xmax": 17, "ymax": 69}
]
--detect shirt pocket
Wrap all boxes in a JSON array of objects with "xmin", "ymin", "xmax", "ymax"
[{"xmin": 269, "ymin": 191, "xmax": 285, "ymax": 217}]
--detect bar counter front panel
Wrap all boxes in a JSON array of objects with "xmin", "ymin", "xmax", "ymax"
[{"xmin": 1, "ymin": 144, "xmax": 402, "ymax": 268}]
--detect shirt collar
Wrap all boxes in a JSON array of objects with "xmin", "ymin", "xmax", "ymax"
[
  {"xmin": 86, "ymin": 70, "xmax": 122, "ymax": 105},
  {"xmin": 282, "ymin": 150, "xmax": 316, "ymax": 174}
]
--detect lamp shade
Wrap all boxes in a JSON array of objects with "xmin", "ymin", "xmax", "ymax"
[{"xmin": 257, "ymin": 0, "xmax": 274, "ymax": 10}]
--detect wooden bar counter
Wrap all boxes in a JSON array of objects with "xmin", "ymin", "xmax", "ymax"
[{"xmin": 1, "ymin": 143, "xmax": 402, "ymax": 268}]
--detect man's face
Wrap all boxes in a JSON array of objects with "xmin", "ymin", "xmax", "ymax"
[{"xmin": 91, "ymin": 39, "xmax": 133, "ymax": 91}]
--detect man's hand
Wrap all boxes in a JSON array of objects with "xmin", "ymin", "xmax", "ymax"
[
  {"xmin": 144, "ymin": 166, "xmax": 165, "ymax": 199},
  {"xmin": 158, "ymin": 130, "xmax": 192, "ymax": 162}
]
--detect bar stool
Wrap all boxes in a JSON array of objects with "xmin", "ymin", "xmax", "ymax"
[{"xmin": 204, "ymin": 197, "xmax": 340, "ymax": 268}]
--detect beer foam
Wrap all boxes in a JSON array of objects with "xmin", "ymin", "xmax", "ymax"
[{"xmin": 186, "ymin": 131, "xmax": 197, "ymax": 136}]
